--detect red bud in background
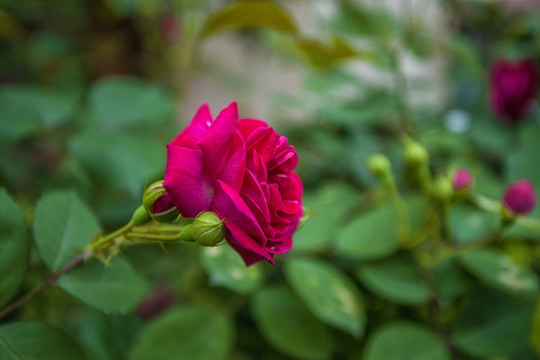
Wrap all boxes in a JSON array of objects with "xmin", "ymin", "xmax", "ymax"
[{"xmin": 503, "ymin": 180, "xmax": 537, "ymax": 215}]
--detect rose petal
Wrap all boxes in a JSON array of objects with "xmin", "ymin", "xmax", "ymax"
[
  {"xmin": 245, "ymin": 127, "xmax": 280, "ymax": 162},
  {"xmin": 164, "ymin": 146, "xmax": 213, "ymax": 217},
  {"xmin": 170, "ymin": 104, "xmax": 212, "ymax": 148},
  {"xmin": 224, "ymin": 220, "xmax": 274, "ymax": 266},
  {"xmin": 198, "ymin": 102, "xmax": 238, "ymax": 177},
  {"xmin": 239, "ymin": 118, "xmax": 268, "ymax": 139},
  {"xmin": 212, "ymin": 180, "xmax": 266, "ymax": 241},
  {"xmin": 216, "ymin": 131, "xmax": 246, "ymax": 191}
]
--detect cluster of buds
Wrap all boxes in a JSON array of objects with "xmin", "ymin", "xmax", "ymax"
[{"xmin": 369, "ymin": 137, "xmax": 538, "ymax": 220}]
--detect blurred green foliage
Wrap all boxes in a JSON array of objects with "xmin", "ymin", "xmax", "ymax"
[{"xmin": 1, "ymin": 0, "xmax": 540, "ymax": 359}]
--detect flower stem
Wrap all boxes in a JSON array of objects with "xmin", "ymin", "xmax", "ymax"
[
  {"xmin": 125, "ymin": 232, "xmax": 183, "ymax": 241},
  {"xmin": 0, "ymin": 250, "xmax": 92, "ymax": 321}
]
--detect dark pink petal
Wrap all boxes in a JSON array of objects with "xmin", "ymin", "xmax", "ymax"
[
  {"xmin": 242, "ymin": 170, "xmax": 270, "ymax": 219},
  {"xmin": 151, "ymin": 192, "xmax": 176, "ymax": 214},
  {"xmin": 239, "ymin": 118, "xmax": 268, "ymax": 139},
  {"xmin": 224, "ymin": 221, "xmax": 274, "ymax": 266},
  {"xmin": 198, "ymin": 102, "xmax": 239, "ymax": 177},
  {"xmin": 164, "ymin": 145, "xmax": 213, "ymax": 217},
  {"xmin": 271, "ymin": 172, "xmax": 303, "ymax": 201},
  {"xmin": 245, "ymin": 127, "xmax": 280, "ymax": 162},
  {"xmin": 268, "ymin": 137, "xmax": 298, "ymax": 173},
  {"xmin": 266, "ymin": 231, "xmax": 295, "ymax": 254},
  {"xmin": 170, "ymin": 104, "xmax": 212, "ymax": 148},
  {"xmin": 212, "ymin": 180, "xmax": 266, "ymax": 241},
  {"xmin": 216, "ymin": 131, "xmax": 246, "ymax": 191}
]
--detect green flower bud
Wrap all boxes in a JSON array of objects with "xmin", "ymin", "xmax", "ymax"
[
  {"xmin": 131, "ymin": 205, "xmax": 151, "ymax": 226},
  {"xmin": 367, "ymin": 154, "xmax": 392, "ymax": 178},
  {"xmin": 404, "ymin": 137, "xmax": 429, "ymax": 167},
  {"xmin": 192, "ymin": 211, "xmax": 225, "ymax": 247},
  {"xmin": 178, "ymin": 224, "xmax": 195, "ymax": 242},
  {"xmin": 433, "ymin": 175, "xmax": 453, "ymax": 202},
  {"xmin": 143, "ymin": 180, "xmax": 179, "ymax": 223}
]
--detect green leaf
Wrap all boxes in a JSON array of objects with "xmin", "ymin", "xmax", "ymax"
[
  {"xmin": 297, "ymin": 37, "xmax": 365, "ymax": 69},
  {"xmin": 0, "ymin": 84, "xmax": 80, "ymax": 127},
  {"xmin": 251, "ymin": 286, "xmax": 333, "ymax": 360},
  {"xmin": 0, "ymin": 189, "xmax": 29, "ymax": 308},
  {"xmin": 449, "ymin": 204, "xmax": 499, "ymax": 245},
  {"xmin": 335, "ymin": 202, "xmax": 399, "ymax": 260},
  {"xmin": 356, "ymin": 253, "xmax": 430, "ymax": 305},
  {"xmin": 293, "ymin": 182, "xmax": 359, "ymax": 252},
  {"xmin": 0, "ymin": 86, "xmax": 41, "ymax": 144},
  {"xmin": 433, "ymin": 259, "xmax": 471, "ymax": 302},
  {"xmin": 332, "ymin": 2, "xmax": 398, "ymax": 38},
  {"xmin": 452, "ymin": 288, "xmax": 536, "ymax": 358},
  {"xmin": 0, "ymin": 321, "xmax": 86, "ymax": 360},
  {"xmin": 284, "ymin": 258, "xmax": 365, "ymax": 337},
  {"xmin": 58, "ymin": 256, "xmax": 148, "ymax": 314},
  {"xmin": 201, "ymin": 245, "xmax": 263, "ymax": 294},
  {"xmin": 507, "ymin": 124, "xmax": 540, "ymax": 193},
  {"xmin": 33, "ymin": 190, "xmax": 100, "ymax": 271},
  {"xmin": 336, "ymin": 196, "xmax": 427, "ymax": 261},
  {"xmin": 458, "ymin": 248, "xmax": 539, "ymax": 297},
  {"xmin": 364, "ymin": 321, "xmax": 451, "ymax": 360},
  {"xmin": 130, "ymin": 305, "xmax": 234, "ymax": 360},
  {"xmin": 89, "ymin": 76, "xmax": 174, "ymax": 130},
  {"xmin": 74, "ymin": 309, "xmax": 144, "ymax": 360},
  {"xmin": 201, "ymin": 1, "xmax": 297, "ymax": 37},
  {"xmin": 70, "ymin": 130, "xmax": 165, "ymax": 197}
]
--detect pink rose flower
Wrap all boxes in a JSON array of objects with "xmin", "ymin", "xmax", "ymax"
[
  {"xmin": 164, "ymin": 102, "xmax": 303, "ymax": 265},
  {"xmin": 503, "ymin": 179, "xmax": 536, "ymax": 215},
  {"xmin": 489, "ymin": 58, "xmax": 538, "ymax": 123}
]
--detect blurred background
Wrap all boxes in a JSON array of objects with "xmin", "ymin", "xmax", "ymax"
[{"xmin": 2, "ymin": 0, "xmax": 540, "ymax": 359}]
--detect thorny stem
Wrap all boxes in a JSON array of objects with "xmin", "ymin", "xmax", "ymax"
[
  {"xmin": 0, "ymin": 250, "xmax": 92, "ymax": 321},
  {"xmin": 0, "ymin": 216, "xmax": 169, "ymax": 321}
]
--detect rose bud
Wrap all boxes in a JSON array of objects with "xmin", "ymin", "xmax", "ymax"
[
  {"xmin": 367, "ymin": 154, "xmax": 391, "ymax": 178},
  {"xmin": 503, "ymin": 180, "xmax": 537, "ymax": 215},
  {"xmin": 404, "ymin": 137, "xmax": 429, "ymax": 167},
  {"xmin": 489, "ymin": 58, "xmax": 539, "ymax": 123},
  {"xmin": 452, "ymin": 168, "xmax": 473, "ymax": 192},
  {"xmin": 137, "ymin": 285, "xmax": 176, "ymax": 320},
  {"xmin": 191, "ymin": 211, "xmax": 225, "ymax": 247},
  {"xmin": 434, "ymin": 175, "xmax": 453, "ymax": 202},
  {"xmin": 143, "ymin": 180, "xmax": 179, "ymax": 223}
]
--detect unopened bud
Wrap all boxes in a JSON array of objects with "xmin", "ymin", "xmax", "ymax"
[
  {"xmin": 131, "ymin": 205, "xmax": 151, "ymax": 226},
  {"xmin": 192, "ymin": 211, "xmax": 225, "ymax": 247},
  {"xmin": 404, "ymin": 137, "xmax": 429, "ymax": 167},
  {"xmin": 368, "ymin": 154, "xmax": 392, "ymax": 178},
  {"xmin": 433, "ymin": 176, "xmax": 453, "ymax": 202},
  {"xmin": 503, "ymin": 180, "xmax": 537, "ymax": 216},
  {"xmin": 178, "ymin": 224, "xmax": 195, "ymax": 242},
  {"xmin": 452, "ymin": 168, "xmax": 473, "ymax": 192},
  {"xmin": 143, "ymin": 180, "xmax": 179, "ymax": 223}
]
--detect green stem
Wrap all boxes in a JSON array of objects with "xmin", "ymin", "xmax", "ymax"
[
  {"xmin": 89, "ymin": 222, "xmax": 134, "ymax": 252},
  {"xmin": 125, "ymin": 232, "xmax": 183, "ymax": 242}
]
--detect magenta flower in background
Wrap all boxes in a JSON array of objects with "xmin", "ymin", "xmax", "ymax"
[
  {"xmin": 164, "ymin": 102, "xmax": 303, "ymax": 265},
  {"xmin": 489, "ymin": 58, "xmax": 539, "ymax": 123},
  {"xmin": 452, "ymin": 168, "xmax": 472, "ymax": 192},
  {"xmin": 503, "ymin": 180, "xmax": 537, "ymax": 215}
]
